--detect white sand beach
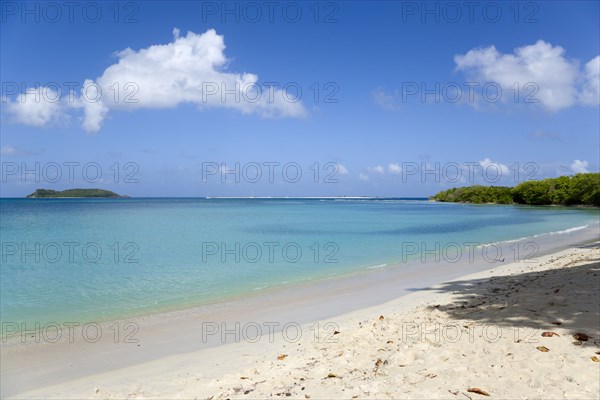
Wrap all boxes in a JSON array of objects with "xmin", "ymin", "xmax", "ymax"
[{"xmin": 6, "ymin": 241, "xmax": 599, "ymax": 399}]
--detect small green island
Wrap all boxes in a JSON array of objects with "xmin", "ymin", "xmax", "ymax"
[
  {"xmin": 430, "ymin": 172, "xmax": 600, "ymax": 206},
  {"xmin": 26, "ymin": 189, "xmax": 127, "ymax": 198}
]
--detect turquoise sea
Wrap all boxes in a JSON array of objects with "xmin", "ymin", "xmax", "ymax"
[{"xmin": 1, "ymin": 198, "xmax": 598, "ymax": 327}]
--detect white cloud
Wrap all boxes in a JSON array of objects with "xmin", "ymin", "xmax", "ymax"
[
  {"xmin": 5, "ymin": 29, "xmax": 306, "ymax": 133},
  {"xmin": 336, "ymin": 164, "xmax": 349, "ymax": 175},
  {"xmin": 372, "ymin": 88, "xmax": 399, "ymax": 111},
  {"xmin": 70, "ymin": 80, "xmax": 110, "ymax": 133},
  {"xmin": 358, "ymin": 173, "xmax": 369, "ymax": 181},
  {"xmin": 455, "ymin": 40, "xmax": 599, "ymax": 111},
  {"xmin": 570, "ymin": 159, "xmax": 589, "ymax": 174},
  {"xmin": 580, "ymin": 56, "xmax": 600, "ymax": 105},
  {"xmin": 367, "ymin": 165, "xmax": 385, "ymax": 174},
  {"xmin": 1, "ymin": 145, "xmax": 15, "ymax": 156},
  {"xmin": 388, "ymin": 163, "xmax": 402, "ymax": 174},
  {"xmin": 78, "ymin": 28, "xmax": 306, "ymax": 132},
  {"xmin": 4, "ymin": 87, "xmax": 63, "ymax": 127},
  {"xmin": 479, "ymin": 158, "xmax": 510, "ymax": 176}
]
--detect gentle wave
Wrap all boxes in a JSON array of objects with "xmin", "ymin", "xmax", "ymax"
[
  {"xmin": 541, "ymin": 225, "xmax": 590, "ymax": 235},
  {"xmin": 476, "ymin": 225, "xmax": 592, "ymax": 248},
  {"xmin": 366, "ymin": 263, "xmax": 388, "ymax": 270}
]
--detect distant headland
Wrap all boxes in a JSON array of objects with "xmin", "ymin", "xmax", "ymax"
[{"xmin": 26, "ymin": 189, "xmax": 128, "ymax": 198}]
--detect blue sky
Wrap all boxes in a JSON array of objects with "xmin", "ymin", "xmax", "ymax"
[{"xmin": 1, "ymin": 0, "xmax": 599, "ymax": 197}]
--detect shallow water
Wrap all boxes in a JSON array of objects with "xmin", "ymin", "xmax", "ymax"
[{"xmin": 1, "ymin": 197, "xmax": 598, "ymax": 326}]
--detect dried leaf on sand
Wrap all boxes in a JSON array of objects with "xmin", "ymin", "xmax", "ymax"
[
  {"xmin": 467, "ymin": 387, "xmax": 490, "ymax": 396},
  {"xmin": 541, "ymin": 332, "xmax": 559, "ymax": 337},
  {"xmin": 573, "ymin": 333, "xmax": 590, "ymax": 341}
]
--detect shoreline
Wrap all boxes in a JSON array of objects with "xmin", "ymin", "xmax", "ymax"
[{"xmin": 2, "ymin": 226, "xmax": 599, "ymax": 398}]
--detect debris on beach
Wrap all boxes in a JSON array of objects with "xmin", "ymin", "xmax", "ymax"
[
  {"xmin": 541, "ymin": 331, "xmax": 560, "ymax": 337},
  {"xmin": 277, "ymin": 354, "xmax": 288, "ymax": 360},
  {"xmin": 573, "ymin": 333, "xmax": 590, "ymax": 341},
  {"xmin": 467, "ymin": 387, "xmax": 490, "ymax": 396},
  {"xmin": 536, "ymin": 346, "xmax": 550, "ymax": 352}
]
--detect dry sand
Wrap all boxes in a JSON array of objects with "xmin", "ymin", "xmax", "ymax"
[{"xmin": 10, "ymin": 242, "xmax": 600, "ymax": 399}]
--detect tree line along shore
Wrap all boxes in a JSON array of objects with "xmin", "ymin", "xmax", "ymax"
[{"xmin": 430, "ymin": 173, "xmax": 600, "ymax": 206}]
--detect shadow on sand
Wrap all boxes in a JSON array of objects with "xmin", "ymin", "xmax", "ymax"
[{"xmin": 413, "ymin": 248, "xmax": 600, "ymax": 340}]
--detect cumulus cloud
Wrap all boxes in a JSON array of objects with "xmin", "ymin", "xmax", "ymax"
[
  {"xmin": 367, "ymin": 165, "xmax": 385, "ymax": 174},
  {"xmin": 372, "ymin": 88, "xmax": 400, "ymax": 111},
  {"xmin": 5, "ymin": 29, "xmax": 306, "ymax": 133},
  {"xmin": 579, "ymin": 56, "xmax": 600, "ymax": 105},
  {"xmin": 70, "ymin": 80, "xmax": 110, "ymax": 133},
  {"xmin": 360, "ymin": 163, "xmax": 402, "ymax": 180},
  {"xmin": 570, "ymin": 159, "xmax": 589, "ymax": 174},
  {"xmin": 455, "ymin": 40, "xmax": 599, "ymax": 111},
  {"xmin": 1, "ymin": 145, "xmax": 15, "ymax": 156},
  {"xmin": 479, "ymin": 158, "xmax": 510, "ymax": 176},
  {"xmin": 336, "ymin": 164, "xmax": 349, "ymax": 175},
  {"xmin": 388, "ymin": 163, "xmax": 402, "ymax": 174},
  {"xmin": 4, "ymin": 87, "xmax": 64, "ymax": 127}
]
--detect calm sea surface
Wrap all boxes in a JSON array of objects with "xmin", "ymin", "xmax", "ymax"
[{"xmin": 1, "ymin": 198, "xmax": 598, "ymax": 326}]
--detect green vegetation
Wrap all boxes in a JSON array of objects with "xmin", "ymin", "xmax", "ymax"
[
  {"xmin": 26, "ymin": 189, "xmax": 126, "ymax": 198},
  {"xmin": 431, "ymin": 173, "xmax": 600, "ymax": 206},
  {"xmin": 430, "ymin": 185, "xmax": 513, "ymax": 204}
]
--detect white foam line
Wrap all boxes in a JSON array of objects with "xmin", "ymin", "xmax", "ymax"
[
  {"xmin": 366, "ymin": 263, "xmax": 388, "ymax": 270},
  {"xmin": 476, "ymin": 225, "xmax": 591, "ymax": 249}
]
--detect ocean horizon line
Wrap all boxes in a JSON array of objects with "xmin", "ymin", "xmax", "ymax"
[{"xmin": 1, "ymin": 196, "xmax": 433, "ymax": 200}]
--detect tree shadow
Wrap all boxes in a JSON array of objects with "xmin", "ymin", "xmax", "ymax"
[{"xmin": 419, "ymin": 253, "xmax": 600, "ymax": 340}]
